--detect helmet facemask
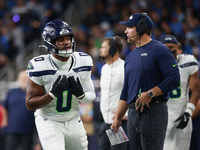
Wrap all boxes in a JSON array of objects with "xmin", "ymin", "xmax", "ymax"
[
  {"xmin": 41, "ymin": 20, "xmax": 75, "ymax": 58},
  {"xmin": 53, "ymin": 35, "xmax": 75, "ymax": 57}
]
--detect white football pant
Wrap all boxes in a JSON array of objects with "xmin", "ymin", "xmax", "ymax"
[{"xmin": 35, "ymin": 114, "xmax": 88, "ymax": 150}]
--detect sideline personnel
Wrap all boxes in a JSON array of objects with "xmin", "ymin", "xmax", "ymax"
[
  {"xmin": 98, "ymin": 36, "xmax": 129, "ymax": 150},
  {"xmin": 111, "ymin": 13, "xmax": 180, "ymax": 150}
]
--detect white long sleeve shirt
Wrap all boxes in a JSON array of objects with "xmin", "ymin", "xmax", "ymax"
[{"xmin": 100, "ymin": 58, "xmax": 124, "ymax": 124}]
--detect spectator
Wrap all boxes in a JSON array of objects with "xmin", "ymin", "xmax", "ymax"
[
  {"xmin": 1, "ymin": 70, "xmax": 36, "ymax": 150},
  {"xmin": 79, "ymin": 102, "xmax": 97, "ymax": 150}
]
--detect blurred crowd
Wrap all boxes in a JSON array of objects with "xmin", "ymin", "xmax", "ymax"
[
  {"xmin": 0, "ymin": 0, "xmax": 200, "ymax": 149},
  {"xmin": 0, "ymin": 0, "xmax": 74, "ymax": 68},
  {"xmin": 0, "ymin": 0, "xmax": 199, "ymax": 77}
]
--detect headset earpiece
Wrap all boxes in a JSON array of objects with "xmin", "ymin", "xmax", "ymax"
[
  {"xmin": 109, "ymin": 37, "xmax": 117, "ymax": 57},
  {"xmin": 136, "ymin": 12, "xmax": 147, "ymax": 36}
]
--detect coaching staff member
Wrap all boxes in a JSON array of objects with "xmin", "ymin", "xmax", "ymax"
[{"xmin": 111, "ymin": 12, "xmax": 180, "ymax": 150}]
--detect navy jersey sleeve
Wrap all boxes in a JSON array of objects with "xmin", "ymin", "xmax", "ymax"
[
  {"xmin": 157, "ymin": 46, "xmax": 180, "ymax": 94},
  {"xmin": 120, "ymin": 62, "xmax": 128, "ymax": 101}
]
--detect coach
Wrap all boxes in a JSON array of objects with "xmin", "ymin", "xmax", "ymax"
[{"xmin": 111, "ymin": 13, "xmax": 180, "ymax": 150}]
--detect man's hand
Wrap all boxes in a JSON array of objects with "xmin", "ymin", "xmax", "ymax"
[
  {"xmin": 49, "ymin": 75, "xmax": 68, "ymax": 98},
  {"xmin": 111, "ymin": 119, "xmax": 122, "ymax": 133},
  {"xmin": 175, "ymin": 112, "xmax": 190, "ymax": 129},
  {"xmin": 68, "ymin": 76, "xmax": 85, "ymax": 99},
  {"xmin": 135, "ymin": 92, "xmax": 151, "ymax": 112}
]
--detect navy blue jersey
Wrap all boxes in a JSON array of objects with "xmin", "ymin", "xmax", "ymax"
[{"xmin": 120, "ymin": 39, "xmax": 180, "ymax": 104}]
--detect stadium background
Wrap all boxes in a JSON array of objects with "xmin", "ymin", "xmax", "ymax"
[{"xmin": 0, "ymin": 0, "xmax": 200, "ymax": 149}]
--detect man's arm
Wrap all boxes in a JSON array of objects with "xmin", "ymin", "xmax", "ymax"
[
  {"xmin": 175, "ymin": 71, "xmax": 199, "ymax": 129},
  {"xmin": 26, "ymin": 78, "xmax": 53, "ymax": 111},
  {"xmin": 111, "ymin": 100, "xmax": 129, "ymax": 132},
  {"xmin": 192, "ymin": 99, "xmax": 200, "ymax": 119},
  {"xmin": 184, "ymin": 71, "xmax": 200, "ymax": 117},
  {"xmin": 26, "ymin": 75, "xmax": 69, "ymax": 110},
  {"xmin": 188, "ymin": 71, "xmax": 200, "ymax": 107},
  {"xmin": 76, "ymin": 76, "xmax": 96, "ymax": 104}
]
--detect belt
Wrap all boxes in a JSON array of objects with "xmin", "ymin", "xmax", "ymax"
[
  {"xmin": 129, "ymin": 103, "xmax": 136, "ymax": 109},
  {"xmin": 129, "ymin": 100, "xmax": 166, "ymax": 109}
]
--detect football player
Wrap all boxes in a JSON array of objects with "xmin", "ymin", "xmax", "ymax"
[
  {"xmin": 26, "ymin": 20, "xmax": 96, "ymax": 150},
  {"xmin": 161, "ymin": 35, "xmax": 199, "ymax": 150}
]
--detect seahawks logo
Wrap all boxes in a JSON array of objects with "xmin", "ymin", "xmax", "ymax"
[
  {"xmin": 27, "ymin": 62, "xmax": 34, "ymax": 70},
  {"xmin": 60, "ymin": 29, "xmax": 69, "ymax": 35}
]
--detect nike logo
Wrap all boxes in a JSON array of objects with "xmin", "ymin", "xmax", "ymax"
[{"xmin": 173, "ymin": 64, "xmax": 177, "ymax": 67}]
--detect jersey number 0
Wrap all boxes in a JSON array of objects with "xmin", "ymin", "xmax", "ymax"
[{"xmin": 56, "ymin": 90, "xmax": 73, "ymax": 112}]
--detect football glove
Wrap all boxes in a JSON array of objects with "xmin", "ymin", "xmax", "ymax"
[
  {"xmin": 175, "ymin": 112, "xmax": 190, "ymax": 129},
  {"xmin": 68, "ymin": 76, "xmax": 85, "ymax": 99},
  {"xmin": 49, "ymin": 75, "xmax": 68, "ymax": 98}
]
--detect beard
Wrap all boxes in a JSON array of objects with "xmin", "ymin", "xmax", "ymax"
[{"xmin": 99, "ymin": 53, "xmax": 110, "ymax": 61}]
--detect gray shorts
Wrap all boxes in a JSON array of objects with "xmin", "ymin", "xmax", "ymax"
[{"xmin": 127, "ymin": 101, "xmax": 168, "ymax": 150}]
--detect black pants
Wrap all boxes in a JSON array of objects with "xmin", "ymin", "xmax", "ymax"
[
  {"xmin": 4, "ymin": 132, "xmax": 34, "ymax": 150},
  {"xmin": 128, "ymin": 101, "xmax": 168, "ymax": 150},
  {"xmin": 190, "ymin": 115, "xmax": 200, "ymax": 150},
  {"xmin": 98, "ymin": 120, "xmax": 129, "ymax": 150}
]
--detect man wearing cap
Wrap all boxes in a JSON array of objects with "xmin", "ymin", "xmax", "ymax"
[
  {"xmin": 161, "ymin": 35, "xmax": 199, "ymax": 150},
  {"xmin": 111, "ymin": 13, "xmax": 180, "ymax": 150}
]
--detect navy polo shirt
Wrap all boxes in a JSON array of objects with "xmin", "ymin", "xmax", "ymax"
[{"xmin": 120, "ymin": 39, "xmax": 180, "ymax": 104}]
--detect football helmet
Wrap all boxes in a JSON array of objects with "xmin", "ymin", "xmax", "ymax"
[{"xmin": 41, "ymin": 20, "xmax": 75, "ymax": 57}]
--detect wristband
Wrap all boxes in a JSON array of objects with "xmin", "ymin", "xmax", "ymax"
[
  {"xmin": 78, "ymin": 93, "xmax": 85, "ymax": 99},
  {"xmin": 185, "ymin": 102, "xmax": 195, "ymax": 116},
  {"xmin": 49, "ymin": 92, "xmax": 57, "ymax": 99}
]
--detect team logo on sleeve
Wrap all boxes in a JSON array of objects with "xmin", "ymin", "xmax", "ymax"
[{"xmin": 27, "ymin": 62, "xmax": 34, "ymax": 70}]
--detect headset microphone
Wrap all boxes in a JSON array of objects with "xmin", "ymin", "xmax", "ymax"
[{"xmin": 126, "ymin": 33, "xmax": 139, "ymax": 39}]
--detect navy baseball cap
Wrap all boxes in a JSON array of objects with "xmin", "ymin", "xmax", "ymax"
[
  {"xmin": 161, "ymin": 35, "xmax": 178, "ymax": 45},
  {"xmin": 119, "ymin": 13, "xmax": 154, "ymax": 29}
]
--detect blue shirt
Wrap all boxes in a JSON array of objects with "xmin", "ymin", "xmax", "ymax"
[
  {"xmin": 120, "ymin": 40, "xmax": 180, "ymax": 104},
  {"xmin": 2, "ymin": 88, "xmax": 35, "ymax": 134}
]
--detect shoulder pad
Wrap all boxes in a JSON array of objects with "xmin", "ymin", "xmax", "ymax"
[
  {"xmin": 27, "ymin": 54, "xmax": 57, "ymax": 77},
  {"xmin": 72, "ymin": 52, "xmax": 93, "ymax": 66},
  {"xmin": 71, "ymin": 52, "xmax": 93, "ymax": 73},
  {"xmin": 27, "ymin": 55, "xmax": 50, "ymax": 71},
  {"xmin": 179, "ymin": 54, "xmax": 197, "ymax": 63}
]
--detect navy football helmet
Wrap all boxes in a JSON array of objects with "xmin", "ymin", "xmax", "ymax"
[{"xmin": 41, "ymin": 20, "xmax": 75, "ymax": 57}]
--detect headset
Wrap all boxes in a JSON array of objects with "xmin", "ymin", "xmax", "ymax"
[
  {"xmin": 127, "ymin": 12, "xmax": 147, "ymax": 39},
  {"xmin": 136, "ymin": 12, "xmax": 147, "ymax": 36},
  {"xmin": 109, "ymin": 37, "xmax": 117, "ymax": 57}
]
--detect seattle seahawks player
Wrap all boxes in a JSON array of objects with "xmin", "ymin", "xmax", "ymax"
[
  {"xmin": 161, "ymin": 35, "xmax": 199, "ymax": 150},
  {"xmin": 26, "ymin": 20, "xmax": 96, "ymax": 150}
]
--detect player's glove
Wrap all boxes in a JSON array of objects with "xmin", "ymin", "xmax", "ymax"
[
  {"xmin": 68, "ymin": 76, "xmax": 85, "ymax": 99},
  {"xmin": 49, "ymin": 75, "xmax": 68, "ymax": 98},
  {"xmin": 175, "ymin": 112, "xmax": 190, "ymax": 129}
]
